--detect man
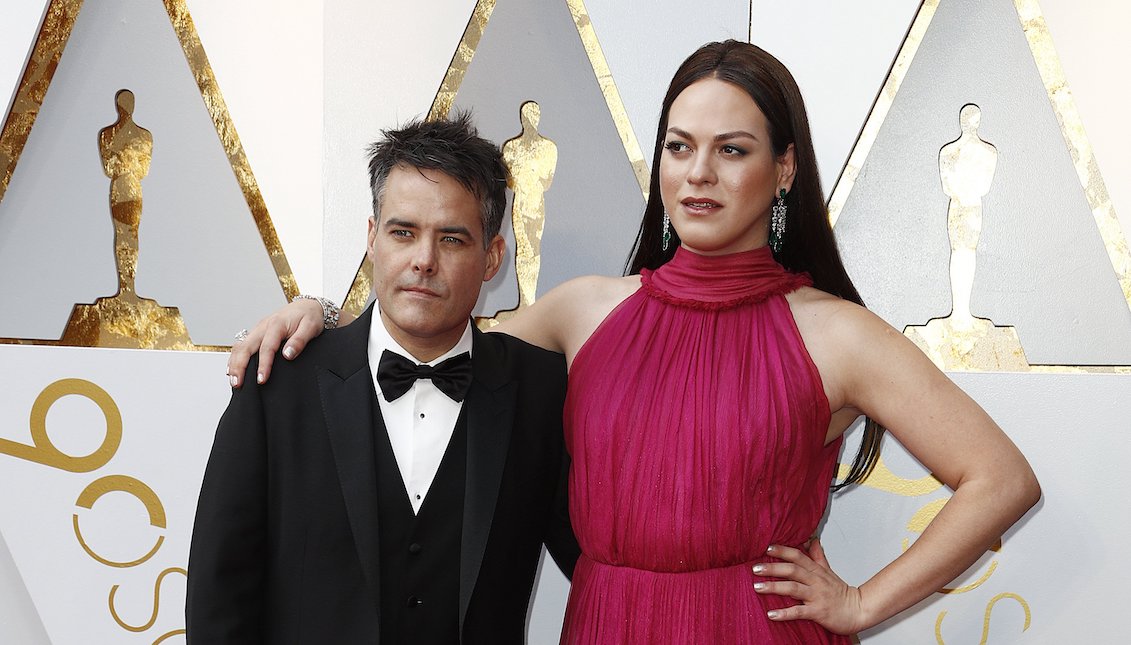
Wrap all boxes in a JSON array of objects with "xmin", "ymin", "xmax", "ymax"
[{"xmin": 186, "ymin": 114, "xmax": 578, "ymax": 644}]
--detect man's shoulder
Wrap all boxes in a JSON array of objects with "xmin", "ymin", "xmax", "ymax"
[
  {"xmin": 476, "ymin": 329, "xmax": 565, "ymax": 370},
  {"xmin": 473, "ymin": 330, "xmax": 567, "ymax": 397}
]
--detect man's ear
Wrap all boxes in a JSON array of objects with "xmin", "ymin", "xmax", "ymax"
[
  {"xmin": 366, "ymin": 217, "xmax": 378, "ymax": 262},
  {"xmin": 483, "ymin": 234, "xmax": 505, "ymax": 282}
]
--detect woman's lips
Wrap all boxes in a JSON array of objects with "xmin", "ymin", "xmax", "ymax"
[{"xmin": 681, "ymin": 197, "xmax": 721, "ymax": 215}]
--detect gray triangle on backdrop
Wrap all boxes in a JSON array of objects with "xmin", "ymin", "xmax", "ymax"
[
  {"xmin": 584, "ymin": 0, "xmax": 748, "ymax": 181},
  {"xmin": 0, "ymin": 528, "xmax": 49, "ymax": 645},
  {"xmin": 451, "ymin": 0, "xmax": 647, "ymax": 317},
  {"xmin": 0, "ymin": 0, "xmax": 288, "ymax": 346},
  {"xmin": 833, "ymin": 0, "xmax": 1131, "ymax": 365}
]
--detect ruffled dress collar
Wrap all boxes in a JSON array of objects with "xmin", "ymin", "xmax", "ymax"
[{"xmin": 640, "ymin": 245, "xmax": 811, "ymax": 310}]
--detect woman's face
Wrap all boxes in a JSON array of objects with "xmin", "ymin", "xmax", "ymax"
[{"xmin": 660, "ymin": 77, "xmax": 794, "ymax": 256}]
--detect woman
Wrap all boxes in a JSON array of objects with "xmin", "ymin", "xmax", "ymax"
[{"xmin": 230, "ymin": 41, "xmax": 1039, "ymax": 642}]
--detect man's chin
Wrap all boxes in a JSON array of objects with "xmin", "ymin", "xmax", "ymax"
[{"xmin": 384, "ymin": 309, "xmax": 468, "ymax": 341}]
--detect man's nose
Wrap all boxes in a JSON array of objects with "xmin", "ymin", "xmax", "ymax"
[{"xmin": 412, "ymin": 242, "xmax": 437, "ymax": 274}]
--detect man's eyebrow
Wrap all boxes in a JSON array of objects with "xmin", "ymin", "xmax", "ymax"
[
  {"xmin": 438, "ymin": 225, "xmax": 474, "ymax": 237},
  {"xmin": 382, "ymin": 217, "xmax": 417, "ymax": 229},
  {"xmin": 384, "ymin": 218, "xmax": 475, "ymax": 238}
]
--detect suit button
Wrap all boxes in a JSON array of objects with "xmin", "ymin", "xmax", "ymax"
[
  {"xmin": 408, "ymin": 543, "xmax": 422, "ymax": 555},
  {"xmin": 406, "ymin": 596, "xmax": 423, "ymax": 607}
]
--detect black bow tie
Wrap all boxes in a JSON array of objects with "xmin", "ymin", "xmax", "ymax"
[{"xmin": 377, "ymin": 350, "xmax": 472, "ymax": 402}]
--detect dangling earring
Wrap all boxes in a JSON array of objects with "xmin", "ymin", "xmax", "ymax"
[
  {"xmin": 769, "ymin": 188, "xmax": 787, "ymax": 253},
  {"xmin": 661, "ymin": 210, "xmax": 672, "ymax": 252}
]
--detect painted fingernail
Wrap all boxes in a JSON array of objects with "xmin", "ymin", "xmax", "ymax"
[
  {"xmin": 257, "ymin": 372, "xmax": 265, "ymax": 384},
  {"xmin": 752, "ymin": 564, "xmax": 764, "ymax": 574},
  {"xmin": 766, "ymin": 545, "xmax": 776, "ymax": 553},
  {"xmin": 230, "ymin": 374, "xmax": 238, "ymax": 387},
  {"xmin": 283, "ymin": 346, "xmax": 295, "ymax": 359},
  {"xmin": 767, "ymin": 610, "xmax": 780, "ymax": 620},
  {"xmin": 753, "ymin": 582, "xmax": 766, "ymax": 591}
]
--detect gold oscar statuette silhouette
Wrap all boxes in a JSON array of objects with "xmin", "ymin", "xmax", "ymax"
[
  {"xmin": 479, "ymin": 101, "xmax": 557, "ymax": 328},
  {"xmin": 904, "ymin": 104, "xmax": 1028, "ymax": 370},
  {"xmin": 60, "ymin": 89, "xmax": 194, "ymax": 349}
]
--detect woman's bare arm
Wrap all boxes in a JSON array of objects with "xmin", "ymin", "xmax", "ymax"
[
  {"xmin": 492, "ymin": 274, "xmax": 640, "ymax": 364},
  {"xmin": 759, "ymin": 294, "xmax": 1040, "ymax": 634},
  {"xmin": 226, "ymin": 274, "xmax": 639, "ymax": 387}
]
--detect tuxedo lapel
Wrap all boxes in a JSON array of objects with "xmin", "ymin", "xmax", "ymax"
[
  {"xmin": 458, "ymin": 328, "xmax": 517, "ymax": 630},
  {"xmin": 317, "ymin": 306, "xmax": 382, "ymax": 612}
]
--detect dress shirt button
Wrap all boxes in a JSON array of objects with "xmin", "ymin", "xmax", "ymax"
[
  {"xmin": 408, "ymin": 542, "xmax": 422, "ymax": 555},
  {"xmin": 419, "ymin": 412, "xmax": 425, "ymax": 419},
  {"xmin": 406, "ymin": 595, "xmax": 423, "ymax": 607}
]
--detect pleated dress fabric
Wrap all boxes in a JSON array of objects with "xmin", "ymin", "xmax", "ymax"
[{"xmin": 560, "ymin": 246, "xmax": 851, "ymax": 644}]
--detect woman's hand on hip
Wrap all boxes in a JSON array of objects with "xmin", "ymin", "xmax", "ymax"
[{"xmin": 752, "ymin": 538, "xmax": 869, "ymax": 635}]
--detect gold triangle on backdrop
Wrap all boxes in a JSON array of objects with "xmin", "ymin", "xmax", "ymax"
[
  {"xmin": 0, "ymin": 0, "xmax": 297, "ymax": 350},
  {"xmin": 826, "ymin": 0, "xmax": 1130, "ymax": 374},
  {"xmin": 339, "ymin": 0, "xmax": 499, "ymax": 318},
  {"xmin": 341, "ymin": 0, "xmax": 649, "ymax": 326}
]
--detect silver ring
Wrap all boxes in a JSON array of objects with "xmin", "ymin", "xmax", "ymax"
[{"xmin": 234, "ymin": 329, "xmax": 249, "ymax": 343}]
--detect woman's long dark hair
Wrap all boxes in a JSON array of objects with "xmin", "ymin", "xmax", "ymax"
[{"xmin": 625, "ymin": 40, "xmax": 881, "ymax": 490}]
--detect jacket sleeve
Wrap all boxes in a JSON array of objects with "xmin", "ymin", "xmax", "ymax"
[
  {"xmin": 540, "ymin": 356, "xmax": 580, "ymax": 580},
  {"xmin": 185, "ymin": 358, "xmax": 269, "ymax": 644},
  {"xmin": 544, "ymin": 448, "xmax": 581, "ymax": 580}
]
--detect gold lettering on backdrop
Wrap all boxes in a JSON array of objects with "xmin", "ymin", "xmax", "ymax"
[
  {"xmin": 73, "ymin": 474, "xmax": 167, "ymax": 568},
  {"xmin": 0, "ymin": 378, "xmax": 121, "ymax": 472},
  {"xmin": 108, "ymin": 566, "xmax": 186, "ymax": 633},
  {"xmin": 152, "ymin": 628, "xmax": 188, "ymax": 644},
  {"xmin": 59, "ymin": 89, "xmax": 196, "ymax": 350},
  {"xmin": 4, "ymin": 378, "xmax": 184, "ymax": 635},
  {"xmin": 904, "ymin": 104, "xmax": 1030, "ymax": 370},
  {"xmin": 934, "ymin": 592, "xmax": 1032, "ymax": 644},
  {"xmin": 480, "ymin": 101, "xmax": 558, "ymax": 328}
]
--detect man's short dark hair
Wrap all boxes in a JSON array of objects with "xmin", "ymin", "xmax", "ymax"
[{"xmin": 367, "ymin": 112, "xmax": 508, "ymax": 247}]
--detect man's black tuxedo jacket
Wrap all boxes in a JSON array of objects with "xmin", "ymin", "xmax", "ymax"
[{"xmin": 186, "ymin": 306, "xmax": 578, "ymax": 643}]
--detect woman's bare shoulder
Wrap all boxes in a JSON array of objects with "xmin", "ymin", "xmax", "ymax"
[
  {"xmin": 547, "ymin": 274, "xmax": 641, "ymax": 361},
  {"xmin": 492, "ymin": 274, "xmax": 641, "ymax": 355},
  {"xmin": 785, "ymin": 286, "xmax": 900, "ymax": 415},
  {"xmin": 566, "ymin": 273, "xmax": 641, "ymax": 300},
  {"xmin": 786, "ymin": 286, "xmax": 883, "ymax": 337}
]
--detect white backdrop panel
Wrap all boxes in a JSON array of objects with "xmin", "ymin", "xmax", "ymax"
[
  {"xmin": 826, "ymin": 372, "xmax": 1131, "ymax": 643},
  {"xmin": 0, "ymin": 345, "xmax": 230, "ymax": 644}
]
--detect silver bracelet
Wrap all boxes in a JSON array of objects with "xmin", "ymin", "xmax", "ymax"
[{"xmin": 294, "ymin": 294, "xmax": 341, "ymax": 330}]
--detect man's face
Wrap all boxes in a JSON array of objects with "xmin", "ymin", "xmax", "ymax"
[{"xmin": 367, "ymin": 164, "xmax": 504, "ymax": 360}]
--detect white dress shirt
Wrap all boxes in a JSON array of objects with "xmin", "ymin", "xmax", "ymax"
[{"xmin": 367, "ymin": 304, "xmax": 472, "ymax": 514}]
